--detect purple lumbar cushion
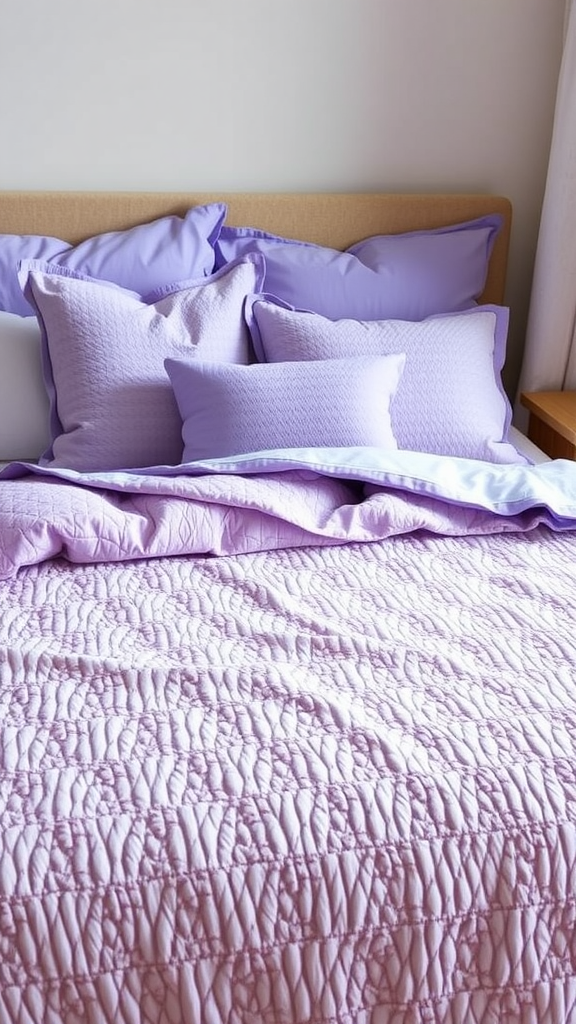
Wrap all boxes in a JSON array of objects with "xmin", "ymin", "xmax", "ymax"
[
  {"xmin": 2, "ymin": 203, "xmax": 226, "ymax": 316},
  {"xmin": 249, "ymin": 297, "xmax": 526, "ymax": 464},
  {"xmin": 19, "ymin": 254, "xmax": 264, "ymax": 472},
  {"xmin": 165, "ymin": 353, "xmax": 405, "ymax": 462},
  {"xmin": 214, "ymin": 214, "xmax": 503, "ymax": 322}
]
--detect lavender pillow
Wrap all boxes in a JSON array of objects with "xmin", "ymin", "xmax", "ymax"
[
  {"xmin": 249, "ymin": 298, "xmax": 526, "ymax": 464},
  {"xmin": 20, "ymin": 254, "xmax": 264, "ymax": 472},
  {"xmin": 165, "ymin": 354, "xmax": 405, "ymax": 462},
  {"xmin": 0, "ymin": 236, "xmax": 70, "ymax": 316},
  {"xmin": 214, "ymin": 214, "xmax": 503, "ymax": 322},
  {"xmin": 1, "ymin": 203, "xmax": 226, "ymax": 316}
]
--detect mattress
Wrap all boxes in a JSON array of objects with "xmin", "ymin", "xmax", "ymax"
[{"xmin": 509, "ymin": 424, "xmax": 551, "ymax": 463}]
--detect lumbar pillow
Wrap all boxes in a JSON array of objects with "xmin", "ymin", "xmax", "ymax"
[
  {"xmin": 1, "ymin": 203, "xmax": 226, "ymax": 316},
  {"xmin": 165, "ymin": 354, "xmax": 405, "ymax": 462},
  {"xmin": 249, "ymin": 298, "xmax": 525, "ymax": 464},
  {"xmin": 214, "ymin": 214, "xmax": 503, "ymax": 322},
  {"xmin": 20, "ymin": 254, "xmax": 264, "ymax": 472},
  {"xmin": 0, "ymin": 311, "xmax": 50, "ymax": 461}
]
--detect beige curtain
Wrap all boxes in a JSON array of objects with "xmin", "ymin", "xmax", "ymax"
[{"xmin": 516, "ymin": 0, "xmax": 576, "ymax": 411}]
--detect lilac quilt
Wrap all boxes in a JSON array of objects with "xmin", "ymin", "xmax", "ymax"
[
  {"xmin": 2, "ymin": 446, "xmax": 576, "ymax": 578},
  {"xmin": 1, "ymin": 448, "xmax": 576, "ymax": 1022}
]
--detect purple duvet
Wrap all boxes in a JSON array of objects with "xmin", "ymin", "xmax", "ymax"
[
  {"xmin": 2, "ymin": 446, "xmax": 576, "ymax": 577},
  {"xmin": 1, "ymin": 447, "xmax": 576, "ymax": 1022}
]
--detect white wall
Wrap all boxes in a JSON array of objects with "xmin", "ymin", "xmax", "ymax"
[{"xmin": 0, "ymin": 0, "xmax": 566, "ymax": 396}]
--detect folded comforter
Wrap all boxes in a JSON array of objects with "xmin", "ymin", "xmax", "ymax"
[{"xmin": 1, "ymin": 446, "xmax": 576, "ymax": 578}]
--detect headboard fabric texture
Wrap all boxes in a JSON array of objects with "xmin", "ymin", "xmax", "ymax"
[{"xmin": 0, "ymin": 191, "xmax": 512, "ymax": 305}]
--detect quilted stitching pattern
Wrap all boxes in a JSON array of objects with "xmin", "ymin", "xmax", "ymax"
[
  {"xmin": 252, "ymin": 301, "xmax": 522, "ymax": 463},
  {"xmin": 25, "ymin": 255, "xmax": 263, "ymax": 471},
  {"xmin": 0, "ymin": 528, "xmax": 576, "ymax": 1022},
  {"xmin": 165, "ymin": 354, "xmax": 403, "ymax": 461}
]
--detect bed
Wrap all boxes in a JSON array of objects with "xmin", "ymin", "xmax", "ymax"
[{"xmin": 0, "ymin": 190, "xmax": 576, "ymax": 1024}]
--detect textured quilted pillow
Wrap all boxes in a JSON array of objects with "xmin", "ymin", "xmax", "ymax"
[
  {"xmin": 20, "ymin": 254, "xmax": 264, "ymax": 472},
  {"xmin": 214, "ymin": 214, "xmax": 502, "ymax": 322},
  {"xmin": 2, "ymin": 203, "xmax": 226, "ymax": 316},
  {"xmin": 250, "ymin": 298, "xmax": 526, "ymax": 464},
  {"xmin": 0, "ymin": 311, "xmax": 50, "ymax": 461},
  {"xmin": 165, "ymin": 354, "xmax": 405, "ymax": 462}
]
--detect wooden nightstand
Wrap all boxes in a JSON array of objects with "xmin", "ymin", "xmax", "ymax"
[{"xmin": 520, "ymin": 390, "xmax": 576, "ymax": 460}]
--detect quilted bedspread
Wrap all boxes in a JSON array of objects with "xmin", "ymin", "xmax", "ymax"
[{"xmin": 1, "ymin": 449, "xmax": 576, "ymax": 1023}]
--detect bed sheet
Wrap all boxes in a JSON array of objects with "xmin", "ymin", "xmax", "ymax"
[
  {"xmin": 508, "ymin": 425, "xmax": 550, "ymax": 464},
  {"xmin": 0, "ymin": 448, "xmax": 576, "ymax": 1022}
]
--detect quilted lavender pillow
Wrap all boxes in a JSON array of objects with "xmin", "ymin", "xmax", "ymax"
[
  {"xmin": 165, "ymin": 354, "xmax": 405, "ymax": 462},
  {"xmin": 20, "ymin": 254, "xmax": 264, "ymax": 472},
  {"xmin": 250, "ymin": 298, "xmax": 526, "ymax": 464},
  {"xmin": 1, "ymin": 203, "xmax": 226, "ymax": 316},
  {"xmin": 214, "ymin": 214, "xmax": 503, "ymax": 322}
]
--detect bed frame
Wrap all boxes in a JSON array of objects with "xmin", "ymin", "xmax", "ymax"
[
  {"xmin": 0, "ymin": 190, "xmax": 512, "ymax": 305},
  {"xmin": 7, "ymin": 190, "xmax": 576, "ymax": 1024}
]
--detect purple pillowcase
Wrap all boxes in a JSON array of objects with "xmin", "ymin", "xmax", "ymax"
[
  {"xmin": 0, "ymin": 236, "xmax": 70, "ymax": 316},
  {"xmin": 249, "ymin": 297, "xmax": 526, "ymax": 464},
  {"xmin": 19, "ymin": 254, "xmax": 264, "ymax": 472},
  {"xmin": 1, "ymin": 203, "xmax": 226, "ymax": 316},
  {"xmin": 214, "ymin": 214, "xmax": 503, "ymax": 322},
  {"xmin": 165, "ymin": 354, "xmax": 405, "ymax": 462}
]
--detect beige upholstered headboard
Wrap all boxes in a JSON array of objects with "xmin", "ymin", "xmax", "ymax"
[{"xmin": 0, "ymin": 191, "xmax": 512, "ymax": 305}]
